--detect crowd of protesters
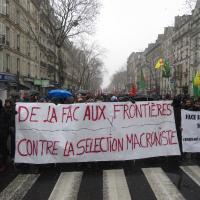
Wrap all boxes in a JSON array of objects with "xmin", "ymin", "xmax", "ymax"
[{"xmin": 0, "ymin": 91, "xmax": 200, "ymax": 172}]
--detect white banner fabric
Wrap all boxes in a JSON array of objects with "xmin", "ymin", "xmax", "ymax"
[
  {"xmin": 15, "ymin": 101, "xmax": 180, "ymax": 164},
  {"xmin": 182, "ymin": 109, "xmax": 200, "ymax": 152}
]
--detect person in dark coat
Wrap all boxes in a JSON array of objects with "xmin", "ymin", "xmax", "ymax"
[
  {"xmin": 181, "ymin": 97, "xmax": 194, "ymax": 161},
  {"xmin": 172, "ymin": 96, "xmax": 183, "ymax": 156},
  {"xmin": 0, "ymin": 99, "xmax": 8, "ymax": 171},
  {"xmin": 191, "ymin": 99, "xmax": 200, "ymax": 160},
  {"xmin": 4, "ymin": 99, "xmax": 16, "ymax": 159},
  {"xmin": 192, "ymin": 99, "xmax": 200, "ymax": 111},
  {"xmin": 182, "ymin": 98, "xmax": 194, "ymax": 110}
]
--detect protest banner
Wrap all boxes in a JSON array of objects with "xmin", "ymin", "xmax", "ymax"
[
  {"xmin": 15, "ymin": 101, "xmax": 180, "ymax": 164},
  {"xmin": 182, "ymin": 109, "xmax": 200, "ymax": 152}
]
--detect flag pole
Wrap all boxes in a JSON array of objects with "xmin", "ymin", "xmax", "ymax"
[{"xmin": 168, "ymin": 77, "xmax": 172, "ymax": 95}]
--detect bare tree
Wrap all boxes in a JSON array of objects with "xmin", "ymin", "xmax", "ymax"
[
  {"xmin": 41, "ymin": 0, "xmax": 100, "ymax": 41},
  {"xmin": 40, "ymin": 0, "xmax": 101, "ymax": 86},
  {"xmin": 69, "ymin": 41, "xmax": 104, "ymax": 90},
  {"xmin": 24, "ymin": 0, "xmax": 100, "ymax": 87},
  {"xmin": 83, "ymin": 57, "xmax": 103, "ymax": 90},
  {"xmin": 70, "ymin": 41, "xmax": 104, "ymax": 90},
  {"xmin": 108, "ymin": 68, "xmax": 127, "ymax": 93},
  {"xmin": 185, "ymin": 0, "xmax": 197, "ymax": 13}
]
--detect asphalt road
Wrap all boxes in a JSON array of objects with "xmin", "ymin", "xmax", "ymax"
[{"xmin": 1, "ymin": 157, "xmax": 200, "ymax": 200}]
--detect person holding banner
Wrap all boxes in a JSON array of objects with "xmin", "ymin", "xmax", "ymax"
[
  {"xmin": 182, "ymin": 98, "xmax": 194, "ymax": 111},
  {"xmin": 4, "ymin": 99, "xmax": 16, "ymax": 160},
  {"xmin": 172, "ymin": 96, "xmax": 183, "ymax": 157},
  {"xmin": 0, "ymin": 99, "xmax": 8, "ymax": 172},
  {"xmin": 181, "ymin": 97, "xmax": 196, "ymax": 161},
  {"xmin": 192, "ymin": 99, "xmax": 200, "ymax": 111}
]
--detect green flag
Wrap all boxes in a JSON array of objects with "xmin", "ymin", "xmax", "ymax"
[
  {"xmin": 193, "ymin": 78, "xmax": 200, "ymax": 98},
  {"xmin": 162, "ymin": 60, "xmax": 171, "ymax": 78},
  {"xmin": 139, "ymin": 69, "xmax": 146, "ymax": 89}
]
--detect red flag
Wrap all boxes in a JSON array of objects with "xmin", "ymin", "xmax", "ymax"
[{"xmin": 129, "ymin": 85, "xmax": 137, "ymax": 96}]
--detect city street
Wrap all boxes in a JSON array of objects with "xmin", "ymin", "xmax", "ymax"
[
  {"xmin": 1, "ymin": 158, "xmax": 200, "ymax": 200},
  {"xmin": 1, "ymin": 0, "xmax": 200, "ymax": 200}
]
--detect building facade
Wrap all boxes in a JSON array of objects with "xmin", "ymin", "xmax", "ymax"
[
  {"xmin": 0, "ymin": 0, "xmax": 77, "ymax": 100},
  {"xmin": 190, "ymin": 1, "xmax": 200, "ymax": 94},
  {"xmin": 127, "ymin": 52, "xmax": 144, "ymax": 91},
  {"xmin": 126, "ymin": 0, "xmax": 200, "ymax": 97},
  {"xmin": 145, "ymin": 35, "xmax": 164, "ymax": 95},
  {"xmin": 0, "ymin": 0, "xmax": 40, "ymax": 98},
  {"xmin": 172, "ymin": 15, "xmax": 191, "ymax": 95}
]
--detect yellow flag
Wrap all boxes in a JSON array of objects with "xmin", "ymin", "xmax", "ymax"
[
  {"xmin": 194, "ymin": 72, "xmax": 200, "ymax": 86},
  {"xmin": 155, "ymin": 58, "xmax": 164, "ymax": 69}
]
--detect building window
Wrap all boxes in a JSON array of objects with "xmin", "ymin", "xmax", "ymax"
[
  {"xmin": 27, "ymin": 0, "xmax": 30, "ymax": 12},
  {"xmin": 6, "ymin": 0, "xmax": 9, "ymax": 16},
  {"xmin": 5, "ymin": 54, "xmax": 10, "ymax": 72},
  {"xmin": 17, "ymin": 34, "xmax": 20, "ymax": 50},
  {"xmin": 27, "ymin": 41, "xmax": 30, "ymax": 56},
  {"xmin": 6, "ymin": 26, "xmax": 10, "ymax": 46},
  {"xmin": 17, "ymin": 58, "xmax": 20, "ymax": 73},
  {"xmin": 16, "ymin": 10, "xmax": 20, "ymax": 24},
  {"xmin": 0, "ymin": 0, "xmax": 6, "ymax": 15},
  {"xmin": 181, "ymin": 51, "xmax": 183, "ymax": 59},
  {"xmin": 35, "ymin": 46, "xmax": 37, "ymax": 60},
  {"xmin": 35, "ymin": 65, "xmax": 37, "ymax": 78},
  {"xmin": 0, "ymin": 52, "xmax": 3, "ymax": 71},
  {"xmin": 28, "ymin": 62, "xmax": 30, "ymax": 77},
  {"xmin": 0, "ymin": 23, "xmax": 6, "ymax": 44},
  {"xmin": 195, "ymin": 37, "xmax": 198, "ymax": 48},
  {"xmin": 27, "ymin": 20, "xmax": 30, "ymax": 34}
]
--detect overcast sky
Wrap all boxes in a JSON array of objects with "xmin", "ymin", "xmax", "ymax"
[{"xmin": 93, "ymin": 0, "xmax": 195, "ymax": 88}]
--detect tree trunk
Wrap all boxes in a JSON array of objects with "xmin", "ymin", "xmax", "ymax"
[{"xmin": 58, "ymin": 48, "xmax": 64, "ymax": 88}]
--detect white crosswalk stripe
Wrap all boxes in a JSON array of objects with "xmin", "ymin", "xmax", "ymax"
[
  {"xmin": 48, "ymin": 172, "xmax": 83, "ymax": 200},
  {"xmin": 180, "ymin": 165, "xmax": 200, "ymax": 186},
  {"xmin": 103, "ymin": 169, "xmax": 131, "ymax": 200},
  {"xmin": 0, "ymin": 174, "xmax": 39, "ymax": 200},
  {"xmin": 2, "ymin": 165, "xmax": 200, "ymax": 200},
  {"xmin": 142, "ymin": 167, "xmax": 185, "ymax": 200}
]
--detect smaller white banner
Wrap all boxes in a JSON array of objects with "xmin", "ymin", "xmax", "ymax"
[{"xmin": 182, "ymin": 109, "xmax": 200, "ymax": 152}]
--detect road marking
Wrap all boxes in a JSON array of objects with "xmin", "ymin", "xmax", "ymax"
[
  {"xmin": 0, "ymin": 174, "xmax": 39, "ymax": 200},
  {"xmin": 48, "ymin": 172, "xmax": 83, "ymax": 200},
  {"xmin": 180, "ymin": 165, "xmax": 200, "ymax": 186},
  {"xmin": 103, "ymin": 169, "xmax": 131, "ymax": 200},
  {"xmin": 142, "ymin": 167, "xmax": 185, "ymax": 200}
]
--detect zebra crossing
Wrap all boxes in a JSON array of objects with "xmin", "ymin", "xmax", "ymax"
[
  {"xmin": 0, "ymin": 174, "xmax": 39, "ymax": 200},
  {"xmin": 103, "ymin": 169, "xmax": 131, "ymax": 200},
  {"xmin": 1, "ymin": 164, "xmax": 200, "ymax": 200},
  {"xmin": 48, "ymin": 172, "xmax": 82, "ymax": 200},
  {"xmin": 142, "ymin": 168, "xmax": 185, "ymax": 200}
]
